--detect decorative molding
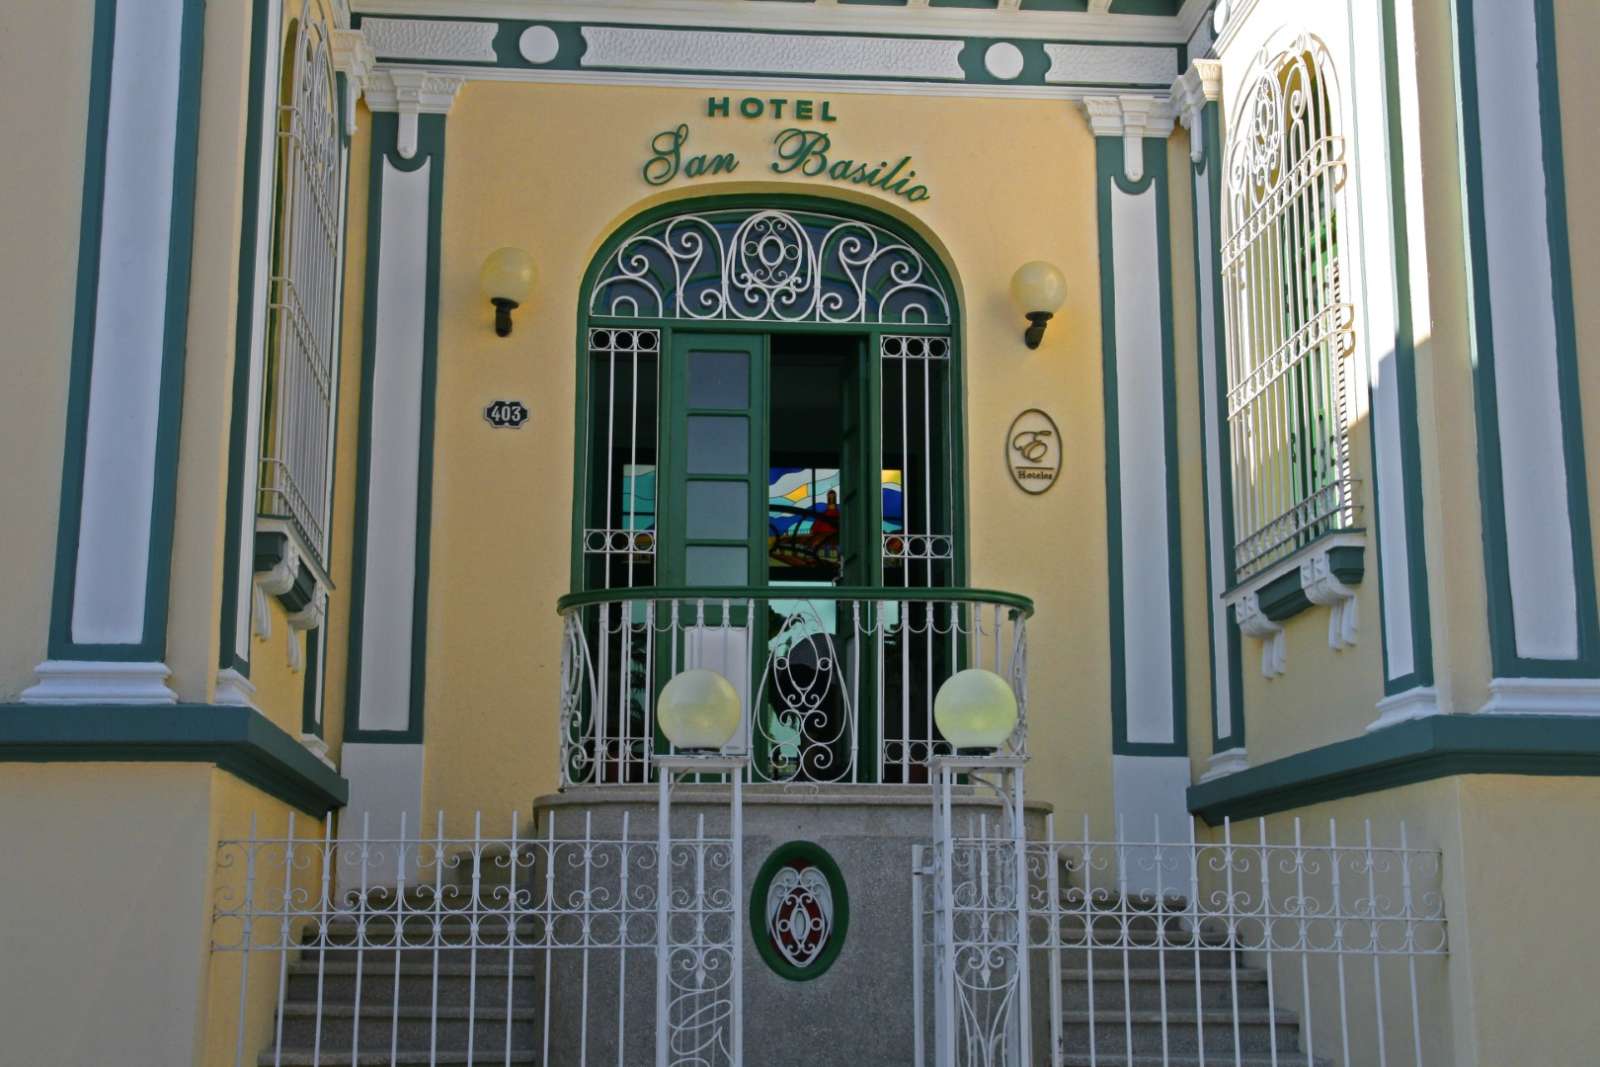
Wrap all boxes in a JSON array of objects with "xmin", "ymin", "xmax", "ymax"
[
  {"xmin": 348, "ymin": 1, "xmax": 1196, "ymax": 45},
  {"xmin": 214, "ymin": 667, "xmax": 258, "ymax": 709},
  {"xmin": 364, "ymin": 69, "xmax": 463, "ymax": 158},
  {"xmin": 1199, "ymin": 746, "xmax": 1249, "ymax": 782},
  {"xmin": 1170, "ymin": 58, "xmax": 1221, "ymax": 161},
  {"xmin": 518, "ymin": 25, "xmax": 560, "ymax": 65},
  {"xmin": 1188, "ymin": 713, "xmax": 1600, "ymax": 825},
  {"xmin": 287, "ymin": 587, "xmax": 328, "ymax": 632},
  {"xmin": 301, "ymin": 731, "xmax": 336, "ymax": 769},
  {"xmin": 1234, "ymin": 592, "xmax": 1284, "ymax": 679},
  {"xmin": 1300, "ymin": 550, "xmax": 1359, "ymax": 651},
  {"xmin": 255, "ymin": 533, "xmax": 300, "ymax": 597},
  {"xmin": 1080, "ymin": 94, "xmax": 1174, "ymax": 182},
  {"xmin": 983, "ymin": 41, "xmax": 1025, "ymax": 81},
  {"xmin": 1223, "ymin": 534, "xmax": 1364, "ymax": 677},
  {"xmin": 1479, "ymin": 677, "xmax": 1600, "ymax": 716},
  {"xmin": 1368, "ymin": 686, "xmax": 1441, "ymax": 733},
  {"xmin": 579, "ymin": 26, "xmax": 965, "ymax": 81},
  {"xmin": 330, "ymin": 27, "xmax": 376, "ymax": 135},
  {"xmin": 1044, "ymin": 44, "xmax": 1178, "ymax": 87},
  {"xmin": 20, "ymin": 661, "xmax": 177, "ymax": 705},
  {"xmin": 0, "ymin": 703, "xmax": 348, "ymax": 816},
  {"xmin": 288, "ymin": 628, "xmax": 304, "ymax": 673},
  {"xmin": 361, "ymin": 17, "xmax": 498, "ymax": 62},
  {"xmin": 252, "ymin": 585, "xmax": 271, "ymax": 639}
]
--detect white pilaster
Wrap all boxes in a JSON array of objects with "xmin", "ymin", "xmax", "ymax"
[{"xmin": 27, "ymin": 0, "xmax": 193, "ymax": 704}]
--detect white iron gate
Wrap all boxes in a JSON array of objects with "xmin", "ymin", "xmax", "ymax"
[
  {"xmin": 915, "ymin": 811, "xmax": 1449, "ymax": 1067},
  {"xmin": 212, "ymin": 806, "xmax": 743, "ymax": 1067}
]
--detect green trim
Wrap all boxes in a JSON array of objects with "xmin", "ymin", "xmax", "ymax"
[
  {"xmin": 342, "ymin": 112, "xmax": 447, "ymax": 745},
  {"xmin": 1453, "ymin": 0, "xmax": 1600, "ymax": 678},
  {"xmin": 1186, "ymin": 100, "xmax": 1246, "ymax": 752},
  {"xmin": 748, "ymin": 840, "xmax": 850, "ymax": 982},
  {"xmin": 1095, "ymin": 136, "xmax": 1187, "ymax": 758},
  {"xmin": 48, "ymin": 0, "xmax": 206, "ymax": 662},
  {"xmin": 302, "ymin": 626, "xmax": 325, "ymax": 739},
  {"xmin": 556, "ymin": 584, "xmax": 1032, "ymax": 616},
  {"xmin": 219, "ymin": 0, "xmax": 278, "ymax": 680},
  {"xmin": 1188, "ymin": 713, "xmax": 1600, "ymax": 825},
  {"xmin": 0, "ymin": 704, "xmax": 347, "ymax": 817}
]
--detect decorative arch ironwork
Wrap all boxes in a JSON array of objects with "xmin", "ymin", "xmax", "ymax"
[{"xmin": 588, "ymin": 206, "xmax": 953, "ymax": 326}]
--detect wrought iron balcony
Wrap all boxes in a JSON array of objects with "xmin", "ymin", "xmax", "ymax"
[{"xmin": 557, "ymin": 586, "xmax": 1031, "ymax": 786}]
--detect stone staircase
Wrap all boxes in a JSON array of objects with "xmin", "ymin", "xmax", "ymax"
[
  {"xmin": 1053, "ymin": 892, "xmax": 1331, "ymax": 1066},
  {"xmin": 257, "ymin": 872, "xmax": 545, "ymax": 1066}
]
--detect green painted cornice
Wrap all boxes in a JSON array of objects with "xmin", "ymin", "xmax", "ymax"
[
  {"xmin": 0, "ymin": 704, "xmax": 348, "ymax": 817},
  {"xmin": 1189, "ymin": 714, "xmax": 1600, "ymax": 824}
]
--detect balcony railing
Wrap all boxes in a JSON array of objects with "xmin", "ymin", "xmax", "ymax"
[{"xmin": 557, "ymin": 586, "xmax": 1032, "ymax": 786}]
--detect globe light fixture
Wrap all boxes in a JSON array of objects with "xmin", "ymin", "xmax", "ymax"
[
  {"xmin": 657, "ymin": 668, "xmax": 742, "ymax": 753},
  {"xmin": 1009, "ymin": 260, "xmax": 1067, "ymax": 350},
  {"xmin": 934, "ymin": 668, "xmax": 1019, "ymax": 753},
  {"xmin": 479, "ymin": 246, "xmax": 535, "ymax": 337}
]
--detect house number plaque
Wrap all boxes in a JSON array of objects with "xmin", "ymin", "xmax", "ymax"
[
  {"xmin": 1007, "ymin": 408, "xmax": 1061, "ymax": 494},
  {"xmin": 484, "ymin": 400, "xmax": 529, "ymax": 429}
]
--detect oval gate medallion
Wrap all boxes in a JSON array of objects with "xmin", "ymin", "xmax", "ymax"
[
  {"xmin": 1007, "ymin": 408, "xmax": 1061, "ymax": 494},
  {"xmin": 750, "ymin": 841, "xmax": 850, "ymax": 981}
]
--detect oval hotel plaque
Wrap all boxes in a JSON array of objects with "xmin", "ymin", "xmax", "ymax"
[{"xmin": 1007, "ymin": 408, "xmax": 1061, "ymax": 495}]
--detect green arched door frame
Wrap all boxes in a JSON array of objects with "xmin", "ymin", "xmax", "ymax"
[{"xmin": 568, "ymin": 191, "xmax": 970, "ymax": 594}]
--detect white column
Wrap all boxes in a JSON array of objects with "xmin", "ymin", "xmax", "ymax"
[
  {"xmin": 1083, "ymin": 95, "xmax": 1191, "ymax": 867},
  {"xmin": 336, "ymin": 74, "xmax": 460, "ymax": 887}
]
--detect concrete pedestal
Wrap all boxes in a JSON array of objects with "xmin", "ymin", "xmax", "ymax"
[{"xmin": 530, "ymin": 784, "xmax": 1051, "ymax": 1067}]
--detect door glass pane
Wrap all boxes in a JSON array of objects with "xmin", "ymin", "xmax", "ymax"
[
  {"xmin": 688, "ymin": 350, "xmax": 749, "ymax": 409},
  {"xmin": 686, "ymin": 545, "xmax": 748, "ymax": 586},
  {"xmin": 687, "ymin": 416, "xmax": 748, "ymax": 474},
  {"xmin": 687, "ymin": 481, "xmax": 748, "ymax": 539}
]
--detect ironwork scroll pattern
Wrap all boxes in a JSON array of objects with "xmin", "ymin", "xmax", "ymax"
[
  {"xmin": 558, "ymin": 593, "xmax": 1029, "ymax": 787},
  {"xmin": 590, "ymin": 209, "xmax": 952, "ymax": 326}
]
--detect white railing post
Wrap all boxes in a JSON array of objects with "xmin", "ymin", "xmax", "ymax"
[
  {"xmin": 655, "ymin": 753, "xmax": 748, "ymax": 1067},
  {"xmin": 930, "ymin": 752, "xmax": 1031, "ymax": 1067}
]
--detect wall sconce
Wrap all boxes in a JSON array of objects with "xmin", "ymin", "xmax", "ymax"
[
  {"xmin": 479, "ymin": 246, "xmax": 535, "ymax": 337},
  {"xmin": 1010, "ymin": 260, "xmax": 1066, "ymax": 350}
]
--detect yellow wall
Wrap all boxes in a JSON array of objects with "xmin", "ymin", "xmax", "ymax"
[
  {"xmin": 0, "ymin": 2, "xmax": 94, "ymax": 699},
  {"xmin": 1223, "ymin": 774, "xmax": 1600, "ymax": 1067},
  {"xmin": 407, "ymin": 82, "xmax": 1110, "ymax": 827},
  {"xmin": 0, "ymin": 764, "xmax": 220, "ymax": 1065}
]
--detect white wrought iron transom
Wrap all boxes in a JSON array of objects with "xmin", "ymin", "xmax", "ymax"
[
  {"xmin": 1220, "ymin": 34, "xmax": 1358, "ymax": 580},
  {"xmin": 589, "ymin": 207, "xmax": 952, "ymax": 326},
  {"xmin": 258, "ymin": 8, "xmax": 342, "ymax": 565}
]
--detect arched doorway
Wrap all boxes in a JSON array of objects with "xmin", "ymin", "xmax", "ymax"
[{"xmin": 563, "ymin": 195, "xmax": 997, "ymax": 786}]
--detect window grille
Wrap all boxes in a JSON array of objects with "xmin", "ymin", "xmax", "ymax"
[
  {"xmin": 257, "ymin": 12, "xmax": 342, "ymax": 566},
  {"xmin": 1221, "ymin": 37, "xmax": 1357, "ymax": 580}
]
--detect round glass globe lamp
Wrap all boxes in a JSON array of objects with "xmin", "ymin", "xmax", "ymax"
[
  {"xmin": 934, "ymin": 668, "xmax": 1019, "ymax": 753},
  {"xmin": 657, "ymin": 669, "xmax": 742, "ymax": 752},
  {"xmin": 1009, "ymin": 260, "xmax": 1067, "ymax": 317}
]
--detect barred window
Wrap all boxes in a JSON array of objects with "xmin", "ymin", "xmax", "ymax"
[
  {"xmin": 257, "ymin": 11, "xmax": 342, "ymax": 566},
  {"xmin": 1221, "ymin": 37, "xmax": 1357, "ymax": 580}
]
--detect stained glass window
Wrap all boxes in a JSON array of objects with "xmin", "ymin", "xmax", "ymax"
[{"xmin": 768, "ymin": 467, "xmax": 842, "ymax": 572}]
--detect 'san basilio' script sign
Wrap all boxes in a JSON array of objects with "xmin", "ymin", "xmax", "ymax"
[
  {"xmin": 1008, "ymin": 409, "xmax": 1061, "ymax": 494},
  {"xmin": 642, "ymin": 96, "xmax": 932, "ymax": 203}
]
